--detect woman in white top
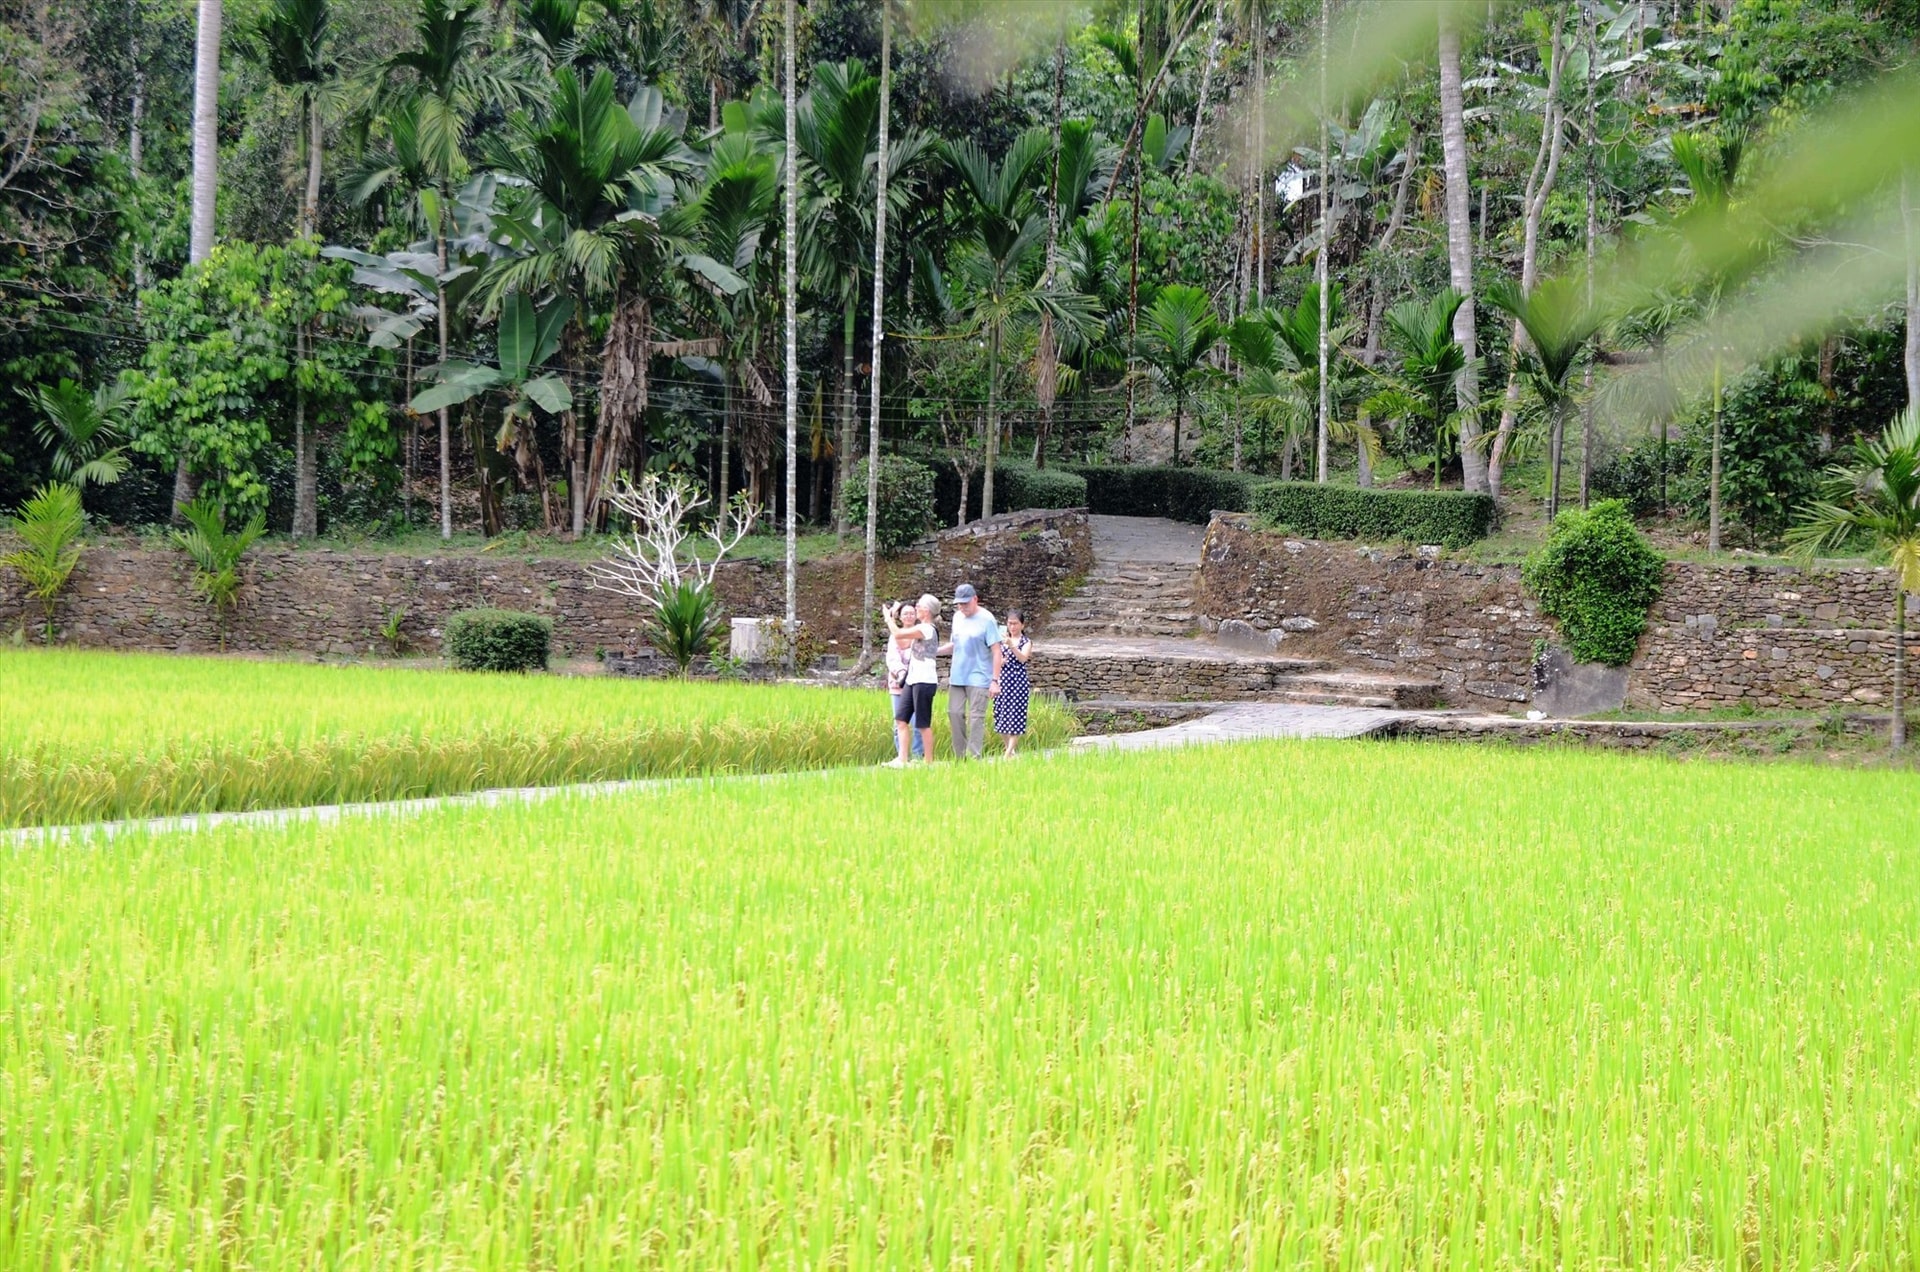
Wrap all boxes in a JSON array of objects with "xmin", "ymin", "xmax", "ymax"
[
  {"xmin": 882, "ymin": 598, "xmax": 925, "ymax": 759},
  {"xmin": 882, "ymin": 594, "xmax": 941, "ymax": 766}
]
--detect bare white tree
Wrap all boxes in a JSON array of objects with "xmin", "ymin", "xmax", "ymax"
[{"xmin": 588, "ymin": 475, "xmax": 759, "ymax": 606}]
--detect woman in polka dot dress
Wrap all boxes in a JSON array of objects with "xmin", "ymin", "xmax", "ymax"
[{"xmin": 992, "ymin": 609, "xmax": 1034, "ymax": 755}]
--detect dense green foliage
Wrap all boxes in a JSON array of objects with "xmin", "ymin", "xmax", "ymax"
[
  {"xmin": 5, "ymin": 0, "xmax": 1913, "ymax": 545},
  {"xmin": 442, "ymin": 607, "xmax": 553, "ymax": 673},
  {"xmin": 6, "ymin": 741, "xmax": 1919, "ymax": 1263},
  {"xmin": 0, "ymin": 648, "xmax": 1080, "ymax": 826},
  {"xmin": 1523, "ymin": 500, "xmax": 1668, "ymax": 666},
  {"xmin": 847, "ymin": 454, "xmax": 938, "ymax": 553},
  {"xmin": 931, "ymin": 458, "xmax": 1089, "ymax": 524},
  {"xmin": 1252, "ymin": 481, "xmax": 1499, "ymax": 548},
  {"xmin": 1067, "ymin": 464, "xmax": 1265, "ymax": 523}
]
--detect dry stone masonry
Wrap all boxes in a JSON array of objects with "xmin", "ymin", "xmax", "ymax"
[{"xmin": 0, "ymin": 509, "xmax": 1091, "ymax": 663}]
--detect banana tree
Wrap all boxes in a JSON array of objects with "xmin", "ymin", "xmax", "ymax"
[{"xmin": 408, "ymin": 291, "xmax": 576, "ymax": 531}]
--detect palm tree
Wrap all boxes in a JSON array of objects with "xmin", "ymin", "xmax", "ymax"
[
  {"xmin": 947, "ymin": 129, "xmax": 1096, "ymax": 519},
  {"xmin": 1258, "ymin": 284, "xmax": 1362, "ymax": 480},
  {"xmin": 1370, "ymin": 288, "xmax": 1466, "ymax": 491},
  {"xmin": 22, "ymin": 380, "xmax": 133, "ymax": 489},
  {"xmin": 1134, "ymin": 285, "xmax": 1219, "ymax": 464},
  {"xmin": 862, "ymin": 0, "xmax": 896, "ymax": 669},
  {"xmin": 248, "ymin": 0, "xmax": 336, "ymax": 539},
  {"xmin": 178, "ymin": 0, "xmax": 223, "ymax": 522},
  {"xmin": 377, "ymin": 0, "xmax": 514, "ymax": 539},
  {"xmin": 485, "ymin": 69, "xmax": 735, "ymax": 535},
  {"xmin": 782, "ymin": 0, "xmax": 798, "ymax": 656},
  {"xmin": 1670, "ymin": 128, "xmax": 1743, "ymax": 553},
  {"xmin": 1787, "ymin": 406, "xmax": 1920, "ymax": 750},
  {"xmin": 1485, "ymin": 274, "xmax": 1603, "ymax": 519},
  {"xmin": 699, "ymin": 118, "xmax": 780, "ymax": 516},
  {"xmin": 797, "ymin": 59, "xmax": 933, "ymax": 539},
  {"xmin": 1436, "ymin": 6, "xmax": 1485, "ymax": 492}
]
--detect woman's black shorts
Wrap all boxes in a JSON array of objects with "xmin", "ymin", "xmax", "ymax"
[{"xmin": 893, "ymin": 682, "xmax": 935, "ymax": 728}]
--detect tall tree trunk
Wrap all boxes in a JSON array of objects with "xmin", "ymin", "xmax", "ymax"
[
  {"xmin": 130, "ymin": 32, "xmax": 147, "ymax": 297},
  {"xmin": 783, "ymin": 0, "xmax": 799, "ymax": 656},
  {"xmin": 1034, "ymin": 36, "xmax": 1065, "ymax": 470},
  {"xmin": 1254, "ymin": 17, "xmax": 1267, "ymax": 307},
  {"xmin": 1895, "ymin": 588, "xmax": 1907, "ymax": 752},
  {"xmin": 1905, "ymin": 172, "xmax": 1919, "ymax": 411},
  {"xmin": 835, "ymin": 300, "xmax": 855, "ymax": 540},
  {"xmin": 1490, "ymin": 17, "xmax": 1563, "ymax": 498},
  {"xmin": 719, "ymin": 377, "xmax": 732, "ymax": 510},
  {"xmin": 1708, "ymin": 352, "xmax": 1723, "ymax": 553},
  {"xmin": 1437, "ymin": 12, "xmax": 1486, "ymax": 492},
  {"xmin": 1185, "ymin": 0, "xmax": 1226, "ymax": 178},
  {"xmin": 303, "ymin": 89, "xmax": 324, "ymax": 238},
  {"xmin": 1314, "ymin": 0, "xmax": 1331, "ymax": 484},
  {"xmin": 1578, "ymin": 3, "xmax": 1598, "ymax": 509},
  {"xmin": 983, "ymin": 322, "xmax": 1001, "ymax": 518},
  {"xmin": 861, "ymin": 0, "xmax": 891, "ymax": 669},
  {"xmin": 176, "ymin": 0, "xmax": 222, "ymax": 522},
  {"xmin": 1358, "ymin": 130, "xmax": 1419, "ymax": 490},
  {"xmin": 293, "ymin": 326, "xmax": 317, "ymax": 537},
  {"xmin": 438, "ymin": 217, "xmax": 455, "ymax": 540},
  {"xmin": 1124, "ymin": 0, "xmax": 1146, "ymax": 442}
]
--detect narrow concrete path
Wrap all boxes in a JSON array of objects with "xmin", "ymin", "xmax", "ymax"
[
  {"xmin": 1074, "ymin": 702, "xmax": 1407, "ymax": 749},
  {"xmin": 7, "ymin": 769, "xmax": 839, "ymax": 847},
  {"xmin": 1086, "ymin": 514, "xmax": 1207, "ymax": 564}
]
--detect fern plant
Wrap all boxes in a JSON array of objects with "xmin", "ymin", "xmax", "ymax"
[
  {"xmin": 1, "ymin": 483, "xmax": 86, "ymax": 642},
  {"xmin": 171, "ymin": 497, "xmax": 267, "ymax": 646}
]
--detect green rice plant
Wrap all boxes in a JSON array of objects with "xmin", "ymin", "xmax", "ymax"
[
  {"xmin": 0, "ymin": 649, "xmax": 1077, "ymax": 826},
  {"xmin": 2, "ymin": 741, "xmax": 1915, "ymax": 1268},
  {"xmin": 1, "ymin": 482, "xmax": 85, "ymax": 641}
]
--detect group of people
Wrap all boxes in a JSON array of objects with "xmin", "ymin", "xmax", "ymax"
[{"xmin": 881, "ymin": 582, "xmax": 1034, "ymax": 766}]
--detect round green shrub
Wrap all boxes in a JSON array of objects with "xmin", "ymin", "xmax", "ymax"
[
  {"xmin": 443, "ymin": 607, "xmax": 553, "ymax": 673},
  {"xmin": 1522, "ymin": 500, "xmax": 1666, "ymax": 667},
  {"xmin": 846, "ymin": 455, "xmax": 937, "ymax": 554}
]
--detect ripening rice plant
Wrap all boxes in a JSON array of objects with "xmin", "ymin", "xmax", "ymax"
[
  {"xmin": 0, "ymin": 648, "xmax": 1076, "ymax": 826},
  {"xmin": 3, "ymin": 739, "xmax": 1916, "ymax": 1269}
]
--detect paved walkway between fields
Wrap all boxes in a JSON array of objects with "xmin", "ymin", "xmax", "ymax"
[
  {"xmin": 1073, "ymin": 701, "xmax": 1410, "ymax": 749},
  {"xmin": 1086, "ymin": 513, "xmax": 1208, "ymax": 565}
]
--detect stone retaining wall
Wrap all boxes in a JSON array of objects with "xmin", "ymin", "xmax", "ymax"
[
  {"xmin": 0, "ymin": 509, "xmax": 1091, "ymax": 661},
  {"xmin": 1193, "ymin": 514, "xmax": 1916, "ymax": 712},
  {"xmin": 1194, "ymin": 515, "xmax": 1544, "ymax": 705},
  {"xmin": 1030, "ymin": 647, "xmax": 1325, "ymax": 701},
  {"xmin": 1629, "ymin": 563, "xmax": 1916, "ymax": 710}
]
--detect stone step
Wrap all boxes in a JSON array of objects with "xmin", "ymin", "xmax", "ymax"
[{"xmin": 1269, "ymin": 672, "xmax": 1445, "ymax": 711}]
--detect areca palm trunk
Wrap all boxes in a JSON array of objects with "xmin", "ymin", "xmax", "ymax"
[
  {"xmin": 176, "ymin": 0, "xmax": 222, "ymax": 522},
  {"xmin": 1314, "ymin": 0, "xmax": 1330, "ymax": 484},
  {"xmin": 1708, "ymin": 352, "xmax": 1723, "ymax": 553},
  {"xmin": 1895, "ymin": 588, "xmax": 1907, "ymax": 751},
  {"xmin": 982, "ymin": 321, "xmax": 1001, "ymax": 519},
  {"xmin": 1437, "ymin": 12, "xmax": 1485, "ymax": 492},
  {"xmin": 438, "ymin": 208, "xmax": 454, "ymax": 540},
  {"xmin": 862, "ymin": 0, "xmax": 892, "ymax": 669},
  {"xmin": 1904, "ymin": 172, "xmax": 1918, "ymax": 409},
  {"xmin": 836, "ymin": 298, "xmax": 856, "ymax": 540},
  {"xmin": 783, "ymin": 0, "xmax": 798, "ymax": 654}
]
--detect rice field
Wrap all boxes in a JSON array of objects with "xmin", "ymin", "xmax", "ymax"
[
  {"xmin": 4, "ymin": 740, "xmax": 1916, "ymax": 1269},
  {"xmin": 0, "ymin": 648, "xmax": 1075, "ymax": 827}
]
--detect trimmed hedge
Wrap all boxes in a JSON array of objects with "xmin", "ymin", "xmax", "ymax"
[
  {"xmin": 1249, "ymin": 482, "xmax": 1497, "ymax": 548},
  {"xmin": 1061, "ymin": 465, "xmax": 1265, "ymax": 523},
  {"xmin": 443, "ymin": 607, "xmax": 553, "ymax": 673},
  {"xmin": 930, "ymin": 458, "xmax": 1089, "ymax": 525}
]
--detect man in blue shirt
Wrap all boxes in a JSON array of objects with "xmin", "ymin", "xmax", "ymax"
[{"xmin": 940, "ymin": 582, "xmax": 1004, "ymax": 759}]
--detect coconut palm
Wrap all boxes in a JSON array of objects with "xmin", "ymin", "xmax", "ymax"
[
  {"xmin": 698, "ymin": 115, "xmax": 781, "ymax": 516},
  {"xmin": 1133, "ymin": 285, "xmax": 1219, "ymax": 465},
  {"xmin": 247, "ymin": 0, "xmax": 337, "ymax": 538},
  {"xmin": 1787, "ymin": 406, "xmax": 1920, "ymax": 750},
  {"xmin": 947, "ymin": 128, "xmax": 1097, "ymax": 518},
  {"xmin": 22, "ymin": 380, "xmax": 133, "ymax": 489},
  {"xmin": 1367, "ymin": 288, "xmax": 1467, "ymax": 490},
  {"xmin": 484, "ymin": 69, "xmax": 741, "ymax": 535},
  {"xmin": 1239, "ymin": 284, "xmax": 1364, "ymax": 479},
  {"xmin": 1484, "ymin": 274, "xmax": 1603, "ymax": 518},
  {"xmin": 374, "ymin": 0, "xmax": 518, "ymax": 538},
  {"xmin": 796, "ymin": 58, "xmax": 934, "ymax": 538}
]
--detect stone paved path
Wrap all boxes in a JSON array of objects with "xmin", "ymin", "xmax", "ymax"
[
  {"xmin": 1073, "ymin": 701, "xmax": 1408, "ymax": 750},
  {"xmin": 1085, "ymin": 514, "xmax": 1207, "ymax": 564}
]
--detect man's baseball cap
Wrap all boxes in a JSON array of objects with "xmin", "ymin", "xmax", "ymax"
[{"xmin": 953, "ymin": 583, "xmax": 978, "ymax": 604}]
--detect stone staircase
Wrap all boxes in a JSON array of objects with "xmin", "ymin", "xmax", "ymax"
[{"xmin": 1046, "ymin": 562, "xmax": 1200, "ymax": 639}]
